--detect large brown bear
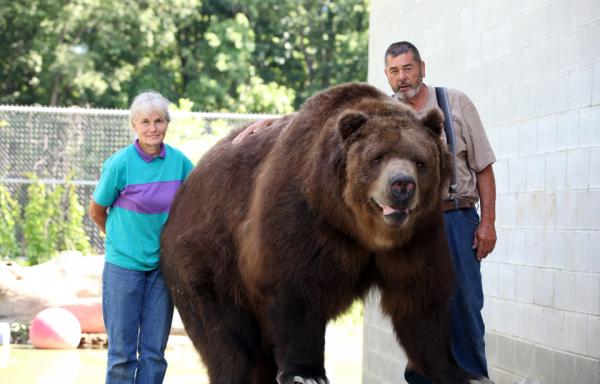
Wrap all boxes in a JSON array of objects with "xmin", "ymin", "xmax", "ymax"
[{"xmin": 160, "ymin": 83, "xmax": 471, "ymax": 383}]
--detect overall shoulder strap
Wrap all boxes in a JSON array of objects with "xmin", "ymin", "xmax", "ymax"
[{"xmin": 434, "ymin": 87, "xmax": 458, "ymax": 194}]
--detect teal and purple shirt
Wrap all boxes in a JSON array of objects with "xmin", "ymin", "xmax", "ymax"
[{"xmin": 93, "ymin": 140, "xmax": 194, "ymax": 271}]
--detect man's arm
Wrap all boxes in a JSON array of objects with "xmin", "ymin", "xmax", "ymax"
[
  {"xmin": 89, "ymin": 200, "xmax": 108, "ymax": 234},
  {"xmin": 473, "ymin": 164, "xmax": 496, "ymax": 261}
]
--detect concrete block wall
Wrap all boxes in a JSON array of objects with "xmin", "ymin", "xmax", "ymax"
[{"xmin": 364, "ymin": 1, "xmax": 600, "ymax": 383}]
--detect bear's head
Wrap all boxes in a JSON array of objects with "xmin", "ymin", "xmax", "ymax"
[{"xmin": 337, "ymin": 100, "xmax": 449, "ymax": 250}]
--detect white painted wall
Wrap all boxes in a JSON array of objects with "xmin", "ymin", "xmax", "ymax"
[{"xmin": 363, "ymin": 1, "xmax": 600, "ymax": 383}]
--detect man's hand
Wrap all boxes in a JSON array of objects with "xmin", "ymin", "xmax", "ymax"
[
  {"xmin": 473, "ymin": 221, "xmax": 496, "ymax": 261},
  {"xmin": 474, "ymin": 164, "xmax": 496, "ymax": 261},
  {"xmin": 232, "ymin": 118, "xmax": 277, "ymax": 145}
]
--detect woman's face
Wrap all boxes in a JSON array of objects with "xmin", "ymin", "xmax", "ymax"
[{"xmin": 132, "ymin": 110, "xmax": 168, "ymax": 154}]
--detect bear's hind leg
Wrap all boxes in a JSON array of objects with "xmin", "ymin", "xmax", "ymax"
[{"xmin": 175, "ymin": 286, "xmax": 262, "ymax": 384}]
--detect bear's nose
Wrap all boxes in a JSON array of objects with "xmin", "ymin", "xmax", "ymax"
[{"xmin": 389, "ymin": 173, "xmax": 416, "ymax": 205}]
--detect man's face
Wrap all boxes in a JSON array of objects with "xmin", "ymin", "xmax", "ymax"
[{"xmin": 384, "ymin": 52, "xmax": 425, "ymax": 101}]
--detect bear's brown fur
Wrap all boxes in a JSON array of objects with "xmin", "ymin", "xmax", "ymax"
[{"xmin": 160, "ymin": 82, "xmax": 470, "ymax": 383}]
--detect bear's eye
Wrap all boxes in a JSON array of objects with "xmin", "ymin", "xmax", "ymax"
[
  {"xmin": 416, "ymin": 161, "xmax": 426, "ymax": 169},
  {"xmin": 371, "ymin": 154, "xmax": 385, "ymax": 165}
]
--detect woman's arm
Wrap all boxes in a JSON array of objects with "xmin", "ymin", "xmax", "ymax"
[{"xmin": 89, "ymin": 199, "xmax": 108, "ymax": 234}]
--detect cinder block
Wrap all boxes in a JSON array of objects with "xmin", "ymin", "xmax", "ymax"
[
  {"xmin": 577, "ymin": 190, "xmax": 600, "ymax": 230},
  {"xmin": 530, "ymin": 3, "xmax": 551, "ymax": 46},
  {"xmin": 565, "ymin": 231, "xmax": 591, "ymax": 272},
  {"xmin": 581, "ymin": 22, "xmax": 600, "ymax": 66},
  {"xmin": 575, "ymin": 274, "xmax": 600, "ymax": 315},
  {"xmin": 473, "ymin": 1, "xmax": 490, "ymax": 33},
  {"xmin": 524, "ymin": 304, "xmax": 544, "ymax": 344},
  {"xmin": 533, "ymin": 268, "xmax": 555, "ymax": 306},
  {"xmin": 506, "ymin": 302, "xmax": 525, "ymax": 338},
  {"xmin": 481, "ymin": 26, "xmax": 495, "ymax": 62},
  {"xmin": 509, "ymin": 157, "xmax": 527, "ymax": 192},
  {"xmin": 544, "ymin": 229, "xmax": 567, "ymax": 268},
  {"xmin": 589, "ymin": 232, "xmax": 600, "ymax": 273},
  {"xmin": 555, "ymin": 271, "xmax": 577, "ymax": 311},
  {"xmin": 525, "ymin": 156, "xmax": 545, "ymax": 192},
  {"xmin": 530, "ymin": 193, "xmax": 545, "ymax": 228},
  {"xmin": 566, "ymin": 149, "xmax": 591, "ymax": 190},
  {"xmin": 525, "ymin": 229, "xmax": 545, "ymax": 267},
  {"xmin": 558, "ymin": 30, "xmax": 584, "ymax": 73},
  {"xmin": 511, "ymin": 9, "xmax": 532, "ymax": 50},
  {"xmin": 545, "ymin": 151, "xmax": 567, "ymax": 191},
  {"xmin": 593, "ymin": 63, "xmax": 600, "ymax": 105},
  {"xmin": 489, "ymin": 297, "xmax": 508, "ymax": 335},
  {"xmin": 550, "ymin": 0, "xmax": 573, "ymax": 37},
  {"xmin": 537, "ymin": 115, "xmax": 558, "ymax": 154},
  {"xmin": 530, "ymin": 79, "xmax": 549, "ymax": 117},
  {"xmin": 580, "ymin": 107, "xmax": 600, "ymax": 147},
  {"xmin": 553, "ymin": 351, "xmax": 576, "ymax": 384},
  {"xmin": 568, "ymin": 66, "xmax": 593, "ymax": 110},
  {"xmin": 570, "ymin": 0, "xmax": 600, "ymax": 29},
  {"xmin": 459, "ymin": 7, "xmax": 474, "ymax": 42},
  {"xmin": 532, "ymin": 336, "xmax": 554, "ymax": 381},
  {"xmin": 553, "ymin": 191, "xmax": 577, "ymax": 230},
  {"xmin": 495, "ymin": 21, "xmax": 512, "ymax": 57},
  {"xmin": 498, "ymin": 263, "xmax": 517, "ymax": 300},
  {"xmin": 556, "ymin": 110, "xmax": 580, "ymax": 150},
  {"xmin": 575, "ymin": 354, "xmax": 600, "ymax": 384},
  {"xmin": 518, "ymin": 120, "xmax": 538, "ymax": 157},
  {"xmin": 494, "ymin": 159, "xmax": 509, "ymax": 193},
  {"xmin": 482, "ymin": 260, "xmax": 499, "ymax": 297},
  {"xmin": 547, "ymin": 71, "xmax": 571, "ymax": 114},
  {"xmin": 542, "ymin": 307, "xmax": 566, "ymax": 350},
  {"xmin": 564, "ymin": 312, "xmax": 588, "ymax": 354},
  {"xmin": 516, "ymin": 265, "xmax": 535, "ymax": 304},
  {"xmin": 590, "ymin": 148, "xmax": 600, "ymax": 189},
  {"xmin": 588, "ymin": 315, "xmax": 600, "ymax": 358},
  {"xmin": 507, "ymin": 228, "xmax": 526, "ymax": 265},
  {"xmin": 542, "ymin": 192, "xmax": 556, "ymax": 229}
]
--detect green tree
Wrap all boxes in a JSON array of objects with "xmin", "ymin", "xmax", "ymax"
[
  {"xmin": 0, "ymin": 184, "xmax": 21, "ymax": 258},
  {"xmin": 0, "ymin": 0, "xmax": 369, "ymax": 112},
  {"xmin": 22, "ymin": 176, "xmax": 54, "ymax": 264},
  {"xmin": 60, "ymin": 178, "xmax": 92, "ymax": 255}
]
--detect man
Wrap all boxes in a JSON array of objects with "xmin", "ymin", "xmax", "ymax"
[{"xmin": 384, "ymin": 41, "xmax": 496, "ymax": 384}]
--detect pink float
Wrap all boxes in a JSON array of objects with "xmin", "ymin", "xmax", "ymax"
[
  {"xmin": 30, "ymin": 307, "xmax": 82, "ymax": 349},
  {"xmin": 61, "ymin": 299, "xmax": 105, "ymax": 333}
]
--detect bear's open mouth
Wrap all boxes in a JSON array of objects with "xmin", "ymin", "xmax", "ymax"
[{"xmin": 371, "ymin": 198, "xmax": 411, "ymax": 223}]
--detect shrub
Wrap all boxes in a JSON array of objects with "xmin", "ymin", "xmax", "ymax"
[
  {"xmin": 22, "ymin": 175, "xmax": 55, "ymax": 265},
  {"xmin": 0, "ymin": 184, "xmax": 21, "ymax": 258}
]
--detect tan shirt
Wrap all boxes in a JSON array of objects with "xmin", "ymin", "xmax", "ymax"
[{"xmin": 405, "ymin": 85, "xmax": 496, "ymax": 202}]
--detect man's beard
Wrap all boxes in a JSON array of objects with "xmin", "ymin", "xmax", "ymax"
[{"xmin": 394, "ymin": 81, "xmax": 422, "ymax": 101}]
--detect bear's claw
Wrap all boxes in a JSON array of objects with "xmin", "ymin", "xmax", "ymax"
[{"xmin": 277, "ymin": 372, "xmax": 329, "ymax": 384}]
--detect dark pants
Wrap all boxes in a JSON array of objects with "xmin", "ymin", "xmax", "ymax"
[{"xmin": 405, "ymin": 207, "xmax": 488, "ymax": 383}]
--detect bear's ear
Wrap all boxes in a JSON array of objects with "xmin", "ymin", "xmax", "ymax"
[
  {"xmin": 420, "ymin": 108, "xmax": 444, "ymax": 136},
  {"xmin": 338, "ymin": 110, "xmax": 369, "ymax": 142}
]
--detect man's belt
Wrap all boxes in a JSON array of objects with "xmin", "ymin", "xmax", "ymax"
[{"xmin": 442, "ymin": 198, "xmax": 474, "ymax": 212}]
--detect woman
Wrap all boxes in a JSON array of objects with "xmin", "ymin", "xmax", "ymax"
[{"xmin": 89, "ymin": 91, "xmax": 194, "ymax": 383}]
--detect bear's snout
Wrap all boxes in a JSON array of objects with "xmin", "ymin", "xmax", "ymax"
[{"xmin": 390, "ymin": 173, "xmax": 416, "ymax": 205}]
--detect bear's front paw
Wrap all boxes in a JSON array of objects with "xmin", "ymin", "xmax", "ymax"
[{"xmin": 276, "ymin": 372, "xmax": 329, "ymax": 384}]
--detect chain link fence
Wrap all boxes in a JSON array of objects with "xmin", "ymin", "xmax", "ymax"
[{"xmin": 0, "ymin": 105, "xmax": 278, "ymax": 255}]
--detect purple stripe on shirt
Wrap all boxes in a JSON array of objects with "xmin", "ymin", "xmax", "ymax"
[{"xmin": 114, "ymin": 180, "xmax": 182, "ymax": 214}]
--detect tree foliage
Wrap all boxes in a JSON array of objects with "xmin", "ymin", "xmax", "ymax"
[{"xmin": 0, "ymin": 0, "xmax": 369, "ymax": 113}]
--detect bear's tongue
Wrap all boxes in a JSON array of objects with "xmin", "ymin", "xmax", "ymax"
[{"xmin": 381, "ymin": 204, "xmax": 408, "ymax": 217}]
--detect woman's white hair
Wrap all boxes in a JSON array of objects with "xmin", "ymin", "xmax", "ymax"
[{"xmin": 129, "ymin": 91, "xmax": 171, "ymax": 126}]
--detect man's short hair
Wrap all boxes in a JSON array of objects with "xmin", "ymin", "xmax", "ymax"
[{"xmin": 384, "ymin": 41, "xmax": 422, "ymax": 66}]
